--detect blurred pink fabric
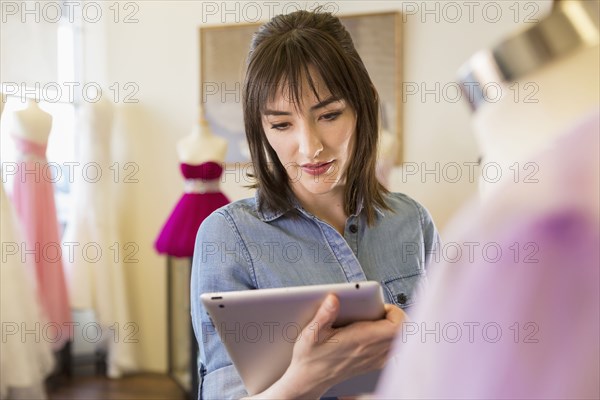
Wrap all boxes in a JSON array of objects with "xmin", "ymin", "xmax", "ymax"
[
  {"xmin": 12, "ymin": 136, "xmax": 72, "ymax": 350},
  {"xmin": 375, "ymin": 111, "xmax": 600, "ymax": 399},
  {"xmin": 1, "ymin": 182, "xmax": 55, "ymax": 399}
]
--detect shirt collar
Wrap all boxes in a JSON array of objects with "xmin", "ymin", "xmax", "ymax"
[
  {"xmin": 254, "ymin": 189, "xmax": 288, "ymax": 222},
  {"xmin": 373, "ymin": 202, "xmax": 386, "ymax": 219},
  {"xmin": 352, "ymin": 198, "xmax": 386, "ymax": 220}
]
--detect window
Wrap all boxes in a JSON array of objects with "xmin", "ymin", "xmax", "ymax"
[{"xmin": 1, "ymin": 17, "xmax": 79, "ymax": 233}]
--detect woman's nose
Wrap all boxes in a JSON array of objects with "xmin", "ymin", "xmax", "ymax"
[{"xmin": 298, "ymin": 122, "xmax": 324, "ymax": 159}]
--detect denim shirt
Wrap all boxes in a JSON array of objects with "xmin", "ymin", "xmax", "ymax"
[{"xmin": 190, "ymin": 191, "xmax": 440, "ymax": 399}]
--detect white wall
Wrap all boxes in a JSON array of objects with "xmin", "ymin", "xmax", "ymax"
[{"xmin": 81, "ymin": 0, "xmax": 552, "ymax": 371}]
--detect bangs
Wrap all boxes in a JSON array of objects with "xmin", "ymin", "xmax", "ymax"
[
  {"xmin": 246, "ymin": 29, "xmax": 354, "ymax": 115},
  {"xmin": 242, "ymin": 9, "xmax": 389, "ymax": 225}
]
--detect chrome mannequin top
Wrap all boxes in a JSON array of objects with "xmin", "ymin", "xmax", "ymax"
[{"xmin": 457, "ymin": 0, "xmax": 599, "ymax": 111}]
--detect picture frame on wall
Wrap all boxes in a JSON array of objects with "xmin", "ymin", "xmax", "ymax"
[{"xmin": 199, "ymin": 11, "xmax": 403, "ymax": 164}]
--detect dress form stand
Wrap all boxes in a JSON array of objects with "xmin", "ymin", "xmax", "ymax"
[
  {"xmin": 10, "ymin": 99, "xmax": 73, "ymax": 383},
  {"xmin": 156, "ymin": 107, "xmax": 229, "ymax": 399}
]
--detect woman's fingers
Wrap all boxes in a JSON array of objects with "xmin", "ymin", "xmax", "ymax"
[
  {"xmin": 384, "ymin": 304, "xmax": 407, "ymax": 325},
  {"xmin": 304, "ymin": 294, "xmax": 340, "ymax": 343}
]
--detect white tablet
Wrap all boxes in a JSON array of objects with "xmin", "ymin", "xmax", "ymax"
[{"xmin": 201, "ymin": 281, "xmax": 386, "ymax": 396}]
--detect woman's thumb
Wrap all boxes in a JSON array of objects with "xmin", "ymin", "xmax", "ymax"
[{"xmin": 309, "ymin": 294, "xmax": 339, "ymax": 336}]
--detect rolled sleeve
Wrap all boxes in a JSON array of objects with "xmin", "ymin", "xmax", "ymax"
[{"xmin": 190, "ymin": 210, "xmax": 255, "ymax": 399}]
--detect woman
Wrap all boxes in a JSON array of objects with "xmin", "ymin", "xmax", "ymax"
[{"xmin": 191, "ymin": 8, "xmax": 440, "ymax": 399}]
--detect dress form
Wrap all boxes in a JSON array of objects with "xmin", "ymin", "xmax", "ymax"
[
  {"xmin": 177, "ymin": 111, "xmax": 227, "ymax": 164},
  {"xmin": 62, "ymin": 97, "xmax": 137, "ymax": 377},
  {"xmin": 456, "ymin": 0, "xmax": 600, "ymax": 199},
  {"xmin": 0, "ymin": 93, "xmax": 55, "ymax": 400},
  {"xmin": 64, "ymin": 98, "xmax": 115, "ymax": 312},
  {"xmin": 376, "ymin": 2, "xmax": 600, "ymax": 398},
  {"xmin": 161, "ymin": 108, "xmax": 230, "ymax": 394},
  {"xmin": 12, "ymin": 99, "xmax": 52, "ymax": 145},
  {"xmin": 10, "ymin": 97, "xmax": 72, "ymax": 350},
  {"xmin": 472, "ymin": 44, "xmax": 599, "ymax": 199},
  {"xmin": 155, "ymin": 108, "xmax": 230, "ymax": 257}
]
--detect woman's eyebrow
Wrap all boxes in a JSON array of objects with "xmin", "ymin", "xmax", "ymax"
[
  {"xmin": 263, "ymin": 109, "xmax": 291, "ymax": 116},
  {"xmin": 310, "ymin": 96, "xmax": 342, "ymax": 111},
  {"xmin": 263, "ymin": 96, "xmax": 342, "ymax": 116}
]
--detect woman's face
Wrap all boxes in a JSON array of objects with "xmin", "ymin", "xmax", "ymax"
[{"xmin": 261, "ymin": 70, "xmax": 356, "ymax": 199}]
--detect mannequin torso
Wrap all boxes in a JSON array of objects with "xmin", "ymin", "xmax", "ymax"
[
  {"xmin": 376, "ymin": 3, "xmax": 600, "ymax": 398},
  {"xmin": 12, "ymin": 99, "xmax": 52, "ymax": 145},
  {"xmin": 474, "ymin": 44, "xmax": 599, "ymax": 199},
  {"xmin": 156, "ymin": 116, "xmax": 231, "ymax": 257},
  {"xmin": 176, "ymin": 119, "xmax": 228, "ymax": 165}
]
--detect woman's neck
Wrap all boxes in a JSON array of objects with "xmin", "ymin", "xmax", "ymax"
[{"xmin": 292, "ymin": 184, "xmax": 347, "ymax": 234}]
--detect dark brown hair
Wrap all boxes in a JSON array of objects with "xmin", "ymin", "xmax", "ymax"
[{"xmin": 243, "ymin": 8, "xmax": 390, "ymax": 225}]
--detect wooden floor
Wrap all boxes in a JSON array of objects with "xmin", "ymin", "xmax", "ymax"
[{"xmin": 48, "ymin": 373, "xmax": 187, "ymax": 400}]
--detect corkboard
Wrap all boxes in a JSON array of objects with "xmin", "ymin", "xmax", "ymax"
[{"xmin": 200, "ymin": 12, "xmax": 403, "ymax": 164}]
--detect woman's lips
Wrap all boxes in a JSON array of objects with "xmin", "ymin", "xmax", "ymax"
[{"xmin": 301, "ymin": 161, "xmax": 334, "ymax": 176}]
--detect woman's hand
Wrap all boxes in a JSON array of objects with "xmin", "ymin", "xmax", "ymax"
[{"xmin": 247, "ymin": 294, "xmax": 406, "ymax": 399}]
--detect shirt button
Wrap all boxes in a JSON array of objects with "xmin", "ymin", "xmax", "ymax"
[
  {"xmin": 396, "ymin": 293, "xmax": 408, "ymax": 305},
  {"xmin": 349, "ymin": 224, "xmax": 358, "ymax": 233}
]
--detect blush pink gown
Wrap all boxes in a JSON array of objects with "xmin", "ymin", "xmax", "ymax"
[
  {"xmin": 1, "ymin": 182, "xmax": 55, "ymax": 399},
  {"xmin": 12, "ymin": 136, "xmax": 72, "ymax": 350}
]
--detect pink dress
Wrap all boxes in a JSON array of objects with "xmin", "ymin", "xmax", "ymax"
[
  {"xmin": 11, "ymin": 136, "xmax": 72, "ymax": 350},
  {"xmin": 155, "ymin": 161, "xmax": 230, "ymax": 258},
  {"xmin": 1, "ymin": 183, "xmax": 54, "ymax": 399}
]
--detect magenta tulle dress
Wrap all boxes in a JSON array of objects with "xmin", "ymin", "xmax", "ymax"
[
  {"xmin": 11, "ymin": 136, "xmax": 72, "ymax": 349},
  {"xmin": 155, "ymin": 161, "xmax": 230, "ymax": 258}
]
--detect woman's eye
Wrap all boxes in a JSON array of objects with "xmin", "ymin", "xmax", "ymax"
[
  {"xmin": 321, "ymin": 111, "xmax": 341, "ymax": 121},
  {"xmin": 270, "ymin": 122, "xmax": 290, "ymax": 131}
]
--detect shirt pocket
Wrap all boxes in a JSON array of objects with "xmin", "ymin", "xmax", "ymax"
[{"xmin": 382, "ymin": 272, "xmax": 426, "ymax": 311}]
